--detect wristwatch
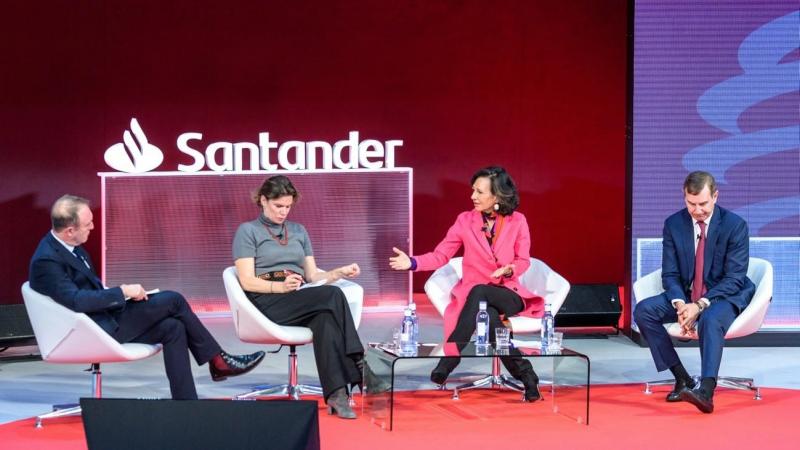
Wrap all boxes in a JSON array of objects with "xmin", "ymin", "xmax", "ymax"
[{"xmin": 697, "ymin": 298, "xmax": 710, "ymax": 312}]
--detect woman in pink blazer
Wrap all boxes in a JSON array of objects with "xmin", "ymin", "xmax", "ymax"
[{"xmin": 390, "ymin": 166, "xmax": 542, "ymax": 401}]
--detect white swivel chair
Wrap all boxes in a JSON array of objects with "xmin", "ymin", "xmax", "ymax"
[
  {"xmin": 633, "ymin": 257, "xmax": 773, "ymax": 399},
  {"xmin": 424, "ymin": 257, "xmax": 570, "ymax": 396},
  {"xmin": 222, "ymin": 266, "xmax": 363, "ymax": 400},
  {"xmin": 21, "ymin": 282, "xmax": 162, "ymax": 428}
]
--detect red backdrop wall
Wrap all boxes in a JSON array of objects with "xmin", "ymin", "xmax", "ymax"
[{"xmin": 0, "ymin": 1, "xmax": 628, "ymax": 304}]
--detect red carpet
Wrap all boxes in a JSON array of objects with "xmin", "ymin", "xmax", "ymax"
[{"xmin": 2, "ymin": 384, "xmax": 798, "ymax": 449}]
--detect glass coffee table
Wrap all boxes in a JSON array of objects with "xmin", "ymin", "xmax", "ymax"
[{"xmin": 362, "ymin": 342, "xmax": 590, "ymax": 430}]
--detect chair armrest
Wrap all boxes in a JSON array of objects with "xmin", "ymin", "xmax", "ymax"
[{"xmin": 633, "ymin": 269, "xmax": 664, "ymax": 303}]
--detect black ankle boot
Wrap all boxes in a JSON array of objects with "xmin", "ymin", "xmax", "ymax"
[
  {"xmin": 430, "ymin": 358, "xmax": 459, "ymax": 385},
  {"xmin": 519, "ymin": 371, "xmax": 542, "ymax": 402},
  {"xmin": 354, "ymin": 357, "xmax": 365, "ymax": 373},
  {"xmin": 362, "ymin": 361, "xmax": 391, "ymax": 394},
  {"xmin": 327, "ymin": 388, "xmax": 357, "ymax": 419}
]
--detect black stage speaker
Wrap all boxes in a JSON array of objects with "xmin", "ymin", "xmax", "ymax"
[
  {"xmin": 0, "ymin": 304, "xmax": 35, "ymax": 346},
  {"xmin": 554, "ymin": 284, "xmax": 621, "ymax": 328},
  {"xmin": 81, "ymin": 398, "xmax": 320, "ymax": 450}
]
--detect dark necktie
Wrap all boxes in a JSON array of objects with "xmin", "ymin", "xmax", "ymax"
[
  {"xmin": 73, "ymin": 248, "xmax": 91, "ymax": 270},
  {"xmin": 691, "ymin": 221, "xmax": 707, "ymax": 302}
]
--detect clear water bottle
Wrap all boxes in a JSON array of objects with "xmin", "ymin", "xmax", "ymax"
[
  {"xmin": 409, "ymin": 301, "xmax": 419, "ymax": 344},
  {"xmin": 541, "ymin": 302, "xmax": 554, "ymax": 353},
  {"xmin": 475, "ymin": 301, "xmax": 490, "ymax": 346},
  {"xmin": 400, "ymin": 308, "xmax": 416, "ymax": 355}
]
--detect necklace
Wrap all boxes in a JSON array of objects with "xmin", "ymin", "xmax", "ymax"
[{"xmin": 265, "ymin": 222, "xmax": 289, "ymax": 246}]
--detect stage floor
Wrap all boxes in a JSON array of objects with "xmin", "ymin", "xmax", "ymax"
[{"xmin": 1, "ymin": 303, "xmax": 798, "ymax": 424}]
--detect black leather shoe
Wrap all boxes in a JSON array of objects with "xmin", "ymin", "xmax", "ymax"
[
  {"xmin": 209, "ymin": 350, "xmax": 265, "ymax": 382},
  {"xmin": 519, "ymin": 371, "xmax": 543, "ymax": 402},
  {"xmin": 666, "ymin": 377, "xmax": 696, "ymax": 402},
  {"xmin": 679, "ymin": 386, "xmax": 714, "ymax": 413}
]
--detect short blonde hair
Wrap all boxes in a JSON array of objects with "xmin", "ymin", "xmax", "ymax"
[{"xmin": 51, "ymin": 195, "xmax": 90, "ymax": 231}]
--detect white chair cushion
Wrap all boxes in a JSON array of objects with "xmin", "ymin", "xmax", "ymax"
[
  {"xmin": 222, "ymin": 266, "xmax": 364, "ymax": 346},
  {"xmin": 424, "ymin": 257, "xmax": 571, "ymax": 334},
  {"xmin": 21, "ymin": 282, "xmax": 162, "ymax": 364},
  {"xmin": 632, "ymin": 257, "xmax": 773, "ymax": 340}
]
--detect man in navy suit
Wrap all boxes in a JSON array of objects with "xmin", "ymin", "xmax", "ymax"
[
  {"xmin": 29, "ymin": 195, "xmax": 265, "ymax": 400},
  {"xmin": 634, "ymin": 171, "xmax": 754, "ymax": 413}
]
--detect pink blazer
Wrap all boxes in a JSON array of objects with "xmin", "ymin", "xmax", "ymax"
[{"xmin": 414, "ymin": 210, "xmax": 544, "ymax": 339}]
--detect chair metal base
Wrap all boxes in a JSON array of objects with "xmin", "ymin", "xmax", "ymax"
[
  {"xmin": 717, "ymin": 376, "xmax": 762, "ymax": 399},
  {"xmin": 235, "ymin": 345, "xmax": 324, "ymax": 401},
  {"xmin": 644, "ymin": 376, "xmax": 761, "ymax": 400},
  {"xmin": 35, "ymin": 404, "xmax": 82, "ymax": 428},
  {"xmin": 35, "ymin": 363, "xmax": 103, "ymax": 428},
  {"xmin": 235, "ymin": 383, "xmax": 324, "ymax": 401},
  {"xmin": 449, "ymin": 356, "xmax": 526, "ymax": 401}
]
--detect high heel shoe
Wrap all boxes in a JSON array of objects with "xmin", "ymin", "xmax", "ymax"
[
  {"xmin": 519, "ymin": 371, "xmax": 543, "ymax": 402},
  {"xmin": 327, "ymin": 388, "xmax": 357, "ymax": 419}
]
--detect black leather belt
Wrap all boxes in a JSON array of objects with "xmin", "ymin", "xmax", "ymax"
[{"xmin": 256, "ymin": 270, "xmax": 302, "ymax": 282}]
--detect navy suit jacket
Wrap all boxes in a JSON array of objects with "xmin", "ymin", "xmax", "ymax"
[
  {"xmin": 661, "ymin": 205, "xmax": 755, "ymax": 313},
  {"xmin": 29, "ymin": 232, "xmax": 127, "ymax": 335}
]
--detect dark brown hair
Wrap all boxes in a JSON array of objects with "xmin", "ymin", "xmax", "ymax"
[
  {"xmin": 470, "ymin": 166, "xmax": 520, "ymax": 215},
  {"xmin": 683, "ymin": 171, "xmax": 717, "ymax": 195},
  {"xmin": 253, "ymin": 175, "xmax": 300, "ymax": 205}
]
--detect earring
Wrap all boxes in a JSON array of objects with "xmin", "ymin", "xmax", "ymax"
[{"xmin": 493, "ymin": 203, "xmax": 499, "ymax": 211}]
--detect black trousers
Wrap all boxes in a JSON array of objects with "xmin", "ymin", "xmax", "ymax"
[
  {"xmin": 111, "ymin": 291, "xmax": 222, "ymax": 400},
  {"xmin": 249, "ymin": 285, "xmax": 364, "ymax": 401},
  {"xmin": 439, "ymin": 284, "xmax": 535, "ymax": 380}
]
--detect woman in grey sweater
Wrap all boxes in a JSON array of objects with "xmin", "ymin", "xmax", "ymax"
[{"xmin": 232, "ymin": 175, "xmax": 364, "ymax": 419}]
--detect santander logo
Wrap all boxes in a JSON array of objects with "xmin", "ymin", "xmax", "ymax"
[
  {"xmin": 103, "ymin": 118, "xmax": 404, "ymax": 173},
  {"xmin": 104, "ymin": 118, "xmax": 164, "ymax": 173}
]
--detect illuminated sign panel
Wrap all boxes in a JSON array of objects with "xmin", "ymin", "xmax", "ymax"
[{"xmin": 104, "ymin": 118, "xmax": 404, "ymax": 173}]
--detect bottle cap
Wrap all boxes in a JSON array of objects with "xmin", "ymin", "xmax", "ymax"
[
  {"xmin": 479, "ymin": 300, "xmax": 487, "ymax": 309},
  {"xmin": 409, "ymin": 303, "xmax": 417, "ymax": 311}
]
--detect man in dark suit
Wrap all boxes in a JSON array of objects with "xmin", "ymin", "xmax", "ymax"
[
  {"xmin": 29, "ymin": 194, "xmax": 265, "ymax": 400},
  {"xmin": 634, "ymin": 171, "xmax": 754, "ymax": 413}
]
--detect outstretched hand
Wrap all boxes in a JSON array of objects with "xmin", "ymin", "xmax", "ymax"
[{"xmin": 389, "ymin": 247, "xmax": 411, "ymax": 270}]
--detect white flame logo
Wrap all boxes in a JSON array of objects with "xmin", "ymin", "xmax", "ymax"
[{"xmin": 104, "ymin": 118, "xmax": 164, "ymax": 173}]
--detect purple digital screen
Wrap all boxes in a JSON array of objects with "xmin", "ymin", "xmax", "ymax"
[{"xmin": 632, "ymin": 1, "xmax": 799, "ymax": 329}]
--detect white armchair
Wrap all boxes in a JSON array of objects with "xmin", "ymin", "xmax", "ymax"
[
  {"xmin": 424, "ymin": 257, "xmax": 570, "ymax": 395},
  {"xmin": 222, "ymin": 266, "xmax": 363, "ymax": 400},
  {"xmin": 21, "ymin": 282, "xmax": 162, "ymax": 427},
  {"xmin": 633, "ymin": 257, "xmax": 773, "ymax": 399}
]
